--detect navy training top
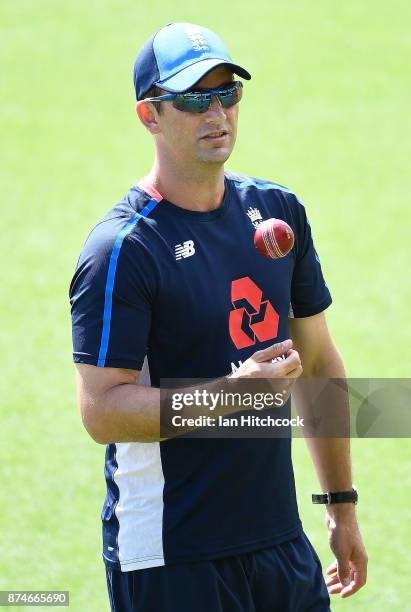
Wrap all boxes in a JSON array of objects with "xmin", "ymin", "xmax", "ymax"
[{"xmin": 70, "ymin": 171, "xmax": 332, "ymax": 572}]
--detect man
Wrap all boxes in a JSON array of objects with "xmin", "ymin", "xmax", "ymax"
[{"xmin": 70, "ymin": 22, "xmax": 367, "ymax": 611}]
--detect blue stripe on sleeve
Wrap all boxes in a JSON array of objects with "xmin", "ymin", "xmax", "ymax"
[
  {"xmin": 97, "ymin": 198, "xmax": 159, "ymax": 367},
  {"xmin": 234, "ymin": 178, "xmax": 291, "ymax": 193},
  {"xmin": 230, "ymin": 175, "xmax": 291, "ymax": 193}
]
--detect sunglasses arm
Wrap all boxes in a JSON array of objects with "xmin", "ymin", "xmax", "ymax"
[{"xmin": 143, "ymin": 94, "xmax": 177, "ymax": 102}]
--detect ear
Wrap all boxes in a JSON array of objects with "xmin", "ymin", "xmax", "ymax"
[{"xmin": 135, "ymin": 100, "xmax": 161, "ymax": 134}]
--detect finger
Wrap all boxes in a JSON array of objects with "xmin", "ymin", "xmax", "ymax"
[
  {"xmin": 271, "ymin": 350, "xmax": 301, "ymax": 375},
  {"xmin": 326, "ymin": 561, "xmax": 338, "ymax": 575},
  {"xmin": 283, "ymin": 364, "xmax": 303, "ymax": 379},
  {"xmin": 253, "ymin": 339, "xmax": 292, "ymax": 362},
  {"xmin": 328, "ymin": 583, "xmax": 344, "ymax": 595},
  {"xmin": 340, "ymin": 567, "xmax": 367, "ymax": 598},
  {"xmin": 340, "ymin": 580, "xmax": 358, "ymax": 598},
  {"xmin": 325, "ymin": 575, "xmax": 340, "ymax": 587},
  {"xmin": 337, "ymin": 558, "xmax": 351, "ymax": 588}
]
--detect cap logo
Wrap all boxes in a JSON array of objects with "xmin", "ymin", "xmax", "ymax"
[{"xmin": 184, "ymin": 26, "xmax": 210, "ymax": 52}]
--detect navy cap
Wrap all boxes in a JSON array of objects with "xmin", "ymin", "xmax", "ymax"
[{"xmin": 133, "ymin": 22, "xmax": 251, "ymax": 100}]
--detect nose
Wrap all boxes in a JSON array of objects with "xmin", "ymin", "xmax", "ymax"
[{"xmin": 205, "ymin": 95, "xmax": 227, "ymax": 120}]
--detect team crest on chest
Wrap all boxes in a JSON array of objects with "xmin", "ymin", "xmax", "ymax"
[{"xmin": 246, "ymin": 207, "xmax": 263, "ymax": 228}]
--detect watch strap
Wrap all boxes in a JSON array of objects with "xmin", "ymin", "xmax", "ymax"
[{"xmin": 312, "ymin": 487, "xmax": 358, "ymax": 505}]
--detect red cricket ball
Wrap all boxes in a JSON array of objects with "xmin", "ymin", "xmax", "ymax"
[{"xmin": 254, "ymin": 218, "xmax": 295, "ymax": 259}]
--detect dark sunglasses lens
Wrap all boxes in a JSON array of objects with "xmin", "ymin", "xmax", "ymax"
[
  {"xmin": 219, "ymin": 83, "xmax": 243, "ymax": 108},
  {"xmin": 173, "ymin": 94, "xmax": 210, "ymax": 113},
  {"xmin": 173, "ymin": 83, "xmax": 243, "ymax": 113}
]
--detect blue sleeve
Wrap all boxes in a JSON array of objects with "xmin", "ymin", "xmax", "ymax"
[
  {"xmin": 69, "ymin": 218, "xmax": 157, "ymax": 369},
  {"xmin": 287, "ymin": 194, "xmax": 332, "ymax": 318}
]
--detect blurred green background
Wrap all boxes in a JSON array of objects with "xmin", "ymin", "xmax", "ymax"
[{"xmin": 1, "ymin": 0, "xmax": 410, "ymax": 610}]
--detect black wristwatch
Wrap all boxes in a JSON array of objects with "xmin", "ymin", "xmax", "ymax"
[{"xmin": 312, "ymin": 485, "xmax": 358, "ymax": 505}]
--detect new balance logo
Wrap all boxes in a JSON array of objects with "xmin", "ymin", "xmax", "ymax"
[
  {"xmin": 246, "ymin": 207, "xmax": 263, "ymax": 228},
  {"xmin": 175, "ymin": 240, "xmax": 196, "ymax": 260}
]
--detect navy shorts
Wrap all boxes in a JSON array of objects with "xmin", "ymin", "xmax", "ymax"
[{"xmin": 105, "ymin": 532, "xmax": 330, "ymax": 611}]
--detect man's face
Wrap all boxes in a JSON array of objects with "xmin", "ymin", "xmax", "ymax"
[{"xmin": 154, "ymin": 66, "xmax": 239, "ymax": 166}]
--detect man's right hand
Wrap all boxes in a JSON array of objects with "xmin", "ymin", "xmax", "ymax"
[{"xmin": 229, "ymin": 339, "xmax": 303, "ymax": 379}]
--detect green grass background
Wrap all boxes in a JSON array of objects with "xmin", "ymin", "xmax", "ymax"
[{"xmin": 1, "ymin": 0, "xmax": 410, "ymax": 610}]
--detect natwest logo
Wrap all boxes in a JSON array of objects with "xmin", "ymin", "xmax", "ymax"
[{"xmin": 229, "ymin": 277, "xmax": 279, "ymax": 349}]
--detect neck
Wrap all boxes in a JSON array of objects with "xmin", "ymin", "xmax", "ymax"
[{"xmin": 143, "ymin": 154, "xmax": 226, "ymax": 212}]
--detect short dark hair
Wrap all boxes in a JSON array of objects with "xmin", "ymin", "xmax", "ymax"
[{"xmin": 142, "ymin": 85, "xmax": 163, "ymax": 114}]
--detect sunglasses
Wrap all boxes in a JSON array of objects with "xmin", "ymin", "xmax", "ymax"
[{"xmin": 144, "ymin": 81, "xmax": 243, "ymax": 113}]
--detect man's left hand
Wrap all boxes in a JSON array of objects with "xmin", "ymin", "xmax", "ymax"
[{"xmin": 324, "ymin": 506, "xmax": 368, "ymax": 598}]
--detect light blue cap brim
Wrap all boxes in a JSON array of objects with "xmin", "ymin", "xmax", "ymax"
[{"xmin": 156, "ymin": 58, "xmax": 251, "ymax": 93}]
